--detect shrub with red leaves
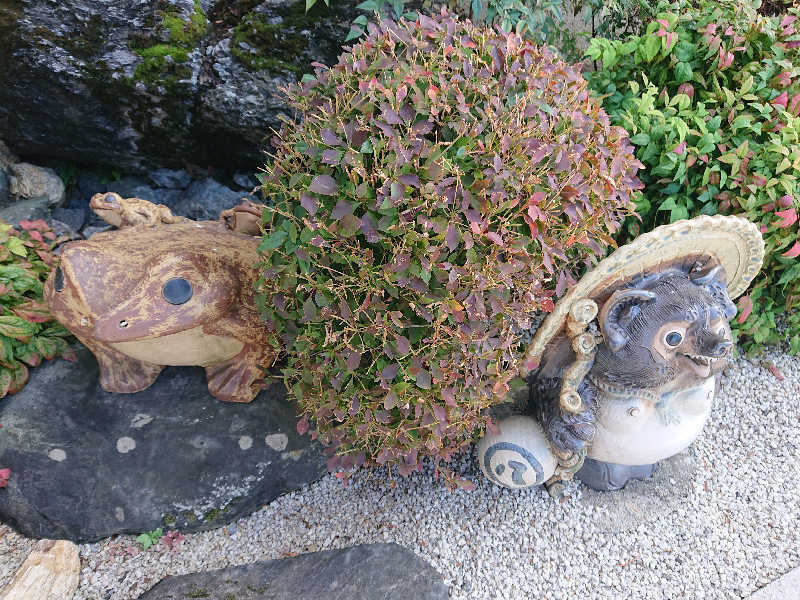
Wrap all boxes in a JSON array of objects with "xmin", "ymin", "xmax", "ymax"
[
  {"xmin": 0, "ymin": 219, "xmax": 75, "ymax": 398},
  {"xmin": 257, "ymin": 11, "xmax": 642, "ymax": 482}
]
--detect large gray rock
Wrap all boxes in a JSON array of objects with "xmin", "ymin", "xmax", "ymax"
[
  {"xmin": 0, "ymin": 345, "xmax": 327, "ymax": 543},
  {"xmin": 0, "ymin": 0, "xmax": 358, "ymax": 173},
  {"xmin": 137, "ymin": 544, "xmax": 450, "ymax": 600}
]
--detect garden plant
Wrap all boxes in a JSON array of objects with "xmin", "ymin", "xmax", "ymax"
[
  {"xmin": 585, "ymin": 0, "xmax": 800, "ymax": 353},
  {"xmin": 256, "ymin": 11, "xmax": 643, "ymax": 482},
  {"xmin": 0, "ymin": 219, "xmax": 74, "ymax": 400}
]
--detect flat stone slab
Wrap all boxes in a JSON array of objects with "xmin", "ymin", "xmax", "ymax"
[
  {"xmin": 747, "ymin": 567, "xmax": 800, "ymax": 600},
  {"xmin": 137, "ymin": 543, "xmax": 450, "ymax": 600},
  {"xmin": 0, "ymin": 346, "xmax": 326, "ymax": 543}
]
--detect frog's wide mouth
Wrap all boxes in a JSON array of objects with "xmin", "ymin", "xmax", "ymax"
[{"xmin": 109, "ymin": 327, "xmax": 243, "ymax": 367}]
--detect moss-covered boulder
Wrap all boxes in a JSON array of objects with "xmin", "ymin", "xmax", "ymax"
[{"xmin": 0, "ymin": 0, "xmax": 358, "ymax": 172}]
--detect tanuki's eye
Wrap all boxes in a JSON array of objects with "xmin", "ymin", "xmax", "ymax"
[
  {"xmin": 162, "ymin": 278, "xmax": 193, "ymax": 305},
  {"xmin": 665, "ymin": 331, "xmax": 683, "ymax": 347}
]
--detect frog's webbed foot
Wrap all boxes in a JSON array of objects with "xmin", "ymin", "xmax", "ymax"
[
  {"xmin": 205, "ymin": 350, "xmax": 268, "ymax": 403},
  {"xmin": 80, "ymin": 337, "xmax": 164, "ymax": 394}
]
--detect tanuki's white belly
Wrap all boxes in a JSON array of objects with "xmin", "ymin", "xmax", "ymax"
[{"xmin": 588, "ymin": 376, "xmax": 716, "ymax": 466}]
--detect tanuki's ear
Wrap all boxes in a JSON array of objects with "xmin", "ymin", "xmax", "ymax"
[
  {"xmin": 690, "ymin": 264, "xmax": 737, "ymax": 319},
  {"xmin": 598, "ymin": 289, "xmax": 657, "ymax": 352}
]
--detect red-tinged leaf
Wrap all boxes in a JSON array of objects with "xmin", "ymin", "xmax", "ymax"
[
  {"xmin": 43, "ymin": 231, "xmax": 56, "ymax": 240},
  {"xmin": 665, "ymin": 32, "xmax": 676, "ymax": 51},
  {"xmin": 35, "ymin": 250, "xmax": 53, "ymax": 265},
  {"xmin": 412, "ymin": 120, "xmax": 433, "ymax": 135},
  {"xmin": 321, "ymin": 128, "xmax": 343, "ymax": 146},
  {"xmin": 772, "ymin": 91, "xmax": 789, "ymax": 109},
  {"xmin": 522, "ymin": 357, "xmax": 539, "ymax": 372},
  {"xmin": 59, "ymin": 345, "xmax": 77, "ymax": 363},
  {"xmin": 484, "ymin": 231, "xmax": 503, "ymax": 246},
  {"xmin": 297, "ymin": 416, "xmax": 310, "ymax": 435},
  {"xmin": 775, "ymin": 208, "xmax": 797, "ymax": 228},
  {"xmin": 331, "ymin": 199, "xmax": 354, "ymax": 219},
  {"xmin": 0, "ymin": 468, "xmax": 9, "ymax": 488},
  {"xmin": 782, "ymin": 241, "xmax": 800, "ymax": 258},
  {"xmin": 470, "ymin": 222, "xmax": 483, "ymax": 235},
  {"xmin": 416, "ymin": 368, "xmax": 431, "ymax": 389},
  {"xmin": 12, "ymin": 301, "xmax": 51, "ymax": 323},
  {"xmin": 673, "ymin": 141, "xmax": 686, "ymax": 155},
  {"xmin": 656, "ymin": 18, "xmax": 669, "ymax": 28},
  {"xmin": 28, "ymin": 230, "xmax": 43, "ymax": 242},
  {"xmin": 530, "ymin": 145, "xmax": 549, "ymax": 165},
  {"xmin": 737, "ymin": 295, "xmax": 753, "ymax": 324},
  {"xmin": 398, "ymin": 174, "xmax": 420, "ymax": 187},
  {"xmin": 18, "ymin": 348, "xmax": 41, "ymax": 367},
  {"xmin": 445, "ymin": 223, "xmax": 459, "ymax": 251},
  {"xmin": 432, "ymin": 404, "xmax": 446, "ymax": 422},
  {"xmin": 381, "ymin": 363, "xmax": 399, "ymax": 381},
  {"xmin": 8, "ymin": 362, "xmax": 28, "ymax": 394},
  {"xmin": 29, "ymin": 219, "xmax": 48, "ymax": 231},
  {"xmin": 346, "ymin": 350, "xmax": 362, "ymax": 370},
  {"xmin": 0, "ymin": 316, "xmax": 38, "ymax": 340},
  {"xmin": 309, "ymin": 175, "xmax": 337, "ymax": 195},
  {"xmin": 493, "ymin": 153, "xmax": 502, "ymax": 172},
  {"xmin": 396, "ymin": 84, "xmax": 408, "ymax": 103},
  {"xmin": 321, "ymin": 149, "xmax": 340, "ymax": 165},
  {"xmin": 779, "ymin": 195, "xmax": 794, "ymax": 208},
  {"xmin": 383, "ymin": 108, "xmax": 403, "ymax": 125},
  {"xmin": 0, "ymin": 369, "xmax": 11, "ymax": 398},
  {"xmin": 360, "ymin": 213, "xmax": 379, "ymax": 243},
  {"xmin": 383, "ymin": 390, "xmax": 399, "ymax": 410},
  {"xmin": 541, "ymin": 297, "xmax": 555, "ymax": 312},
  {"xmin": 300, "ymin": 192, "xmax": 319, "ymax": 216},
  {"xmin": 17, "ymin": 220, "xmax": 33, "ymax": 231},
  {"xmin": 762, "ymin": 361, "xmax": 784, "ymax": 381},
  {"xmin": 441, "ymin": 387, "xmax": 458, "ymax": 407},
  {"xmin": 395, "ymin": 335, "xmax": 410, "ymax": 355}
]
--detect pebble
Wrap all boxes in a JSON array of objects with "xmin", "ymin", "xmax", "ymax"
[{"xmin": 0, "ymin": 348, "xmax": 798, "ymax": 599}]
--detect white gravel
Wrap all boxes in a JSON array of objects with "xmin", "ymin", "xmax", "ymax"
[{"xmin": 1, "ymin": 347, "xmax": 798, "ymax": 599}]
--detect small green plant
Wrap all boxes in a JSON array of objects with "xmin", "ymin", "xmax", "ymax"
[
  {"xmin": 585, "ymin": 0, "xmax": 800, "ymax": 352},
  {"xmin": 257, "ymin": 12, "xmax": 642, "ymax": 483},
  {"xmin": 0, "ymin": 219, "xmax": 75, "ymax": 399},
  {"xmin": 135, "ymin": 527, "xmax": 163, "ymax": 550}
]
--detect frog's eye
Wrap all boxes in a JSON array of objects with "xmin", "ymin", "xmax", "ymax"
[
  {"xmin": 54, "ymin": 266, "xmax": 65, "ymax": 292},
  {"xmin": 665, "ymin": 331, "xmax": 683, "ymax": 347},
  {"xmin": 162, "ymin": 278, "xmax": 193, "ymax": 305}
]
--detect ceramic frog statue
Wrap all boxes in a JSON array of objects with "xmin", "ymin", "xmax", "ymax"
[
  {"xmin": 44, "ymin": 194, "xmax": 274, "ymax": 403},
  {"xmin": 477, "ymin": 215, "xmax": 765, "ymax": 493}
]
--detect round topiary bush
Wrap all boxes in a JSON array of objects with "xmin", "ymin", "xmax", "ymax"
[{"xmin": 256, "ymin": 11, "xmax": 643, "ymax": 482}]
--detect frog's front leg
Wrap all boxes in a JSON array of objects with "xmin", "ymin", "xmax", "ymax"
[
  {"xmin": 78, "ymin": 337, "xmax": 164, "ymax": 394},
  {"xmin": 204, "ymin": 345, "xmax": 271, "ymax": 403}
]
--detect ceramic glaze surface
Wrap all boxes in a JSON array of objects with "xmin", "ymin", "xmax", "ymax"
[
  {"xmin": 588, "ymin": 376, "xmax": 715, "ymax": 465},
  {"xmin": 44, "ymin": 195, "xmax": 274, "ymax": 403},
  {"xmin": 476, "ymin": 416, "xmax": 556, "ymax": 488}
]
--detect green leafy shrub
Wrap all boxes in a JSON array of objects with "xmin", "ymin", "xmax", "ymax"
[
  {"xmin": 257, "ymin": 12, "xmax": 642, "ymax": 480},
  {"xmin": 0, "ymin": 219, "xmax": 75, "ymax": 398},
  {"xmin": 585, "ymin": 0, "xmax": 800, "ymax": 353}
]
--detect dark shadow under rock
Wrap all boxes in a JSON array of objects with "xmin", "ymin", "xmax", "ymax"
[
  {"xmin": 137, "ymin": 543, "xmax": 450, "ymax": 600},
  {"xmin": 0, "ymin": 345, "xmax": 326, "ymax": 543}
]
